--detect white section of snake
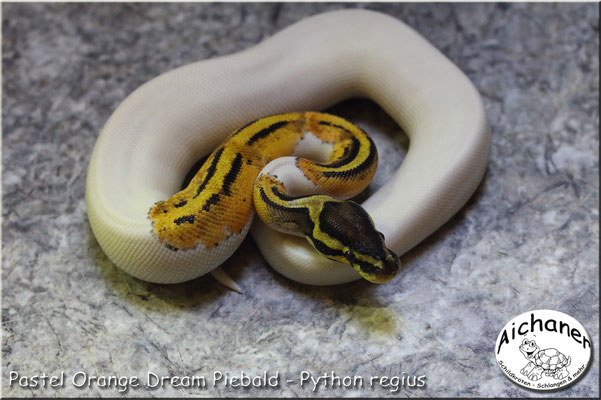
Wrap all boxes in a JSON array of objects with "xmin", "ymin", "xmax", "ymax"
[{"xmin": 85, "ymin": 9, "xmax": 490, "ymax": 287}]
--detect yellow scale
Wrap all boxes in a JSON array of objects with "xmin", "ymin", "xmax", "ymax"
[{"xmin": 149, "ymin": 112, "xmax": 400, "ymax": 283}]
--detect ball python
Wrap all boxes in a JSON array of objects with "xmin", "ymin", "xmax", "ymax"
[{"xmin": 86, "ymin": 9, "xmax": 490, "ymax": 287}]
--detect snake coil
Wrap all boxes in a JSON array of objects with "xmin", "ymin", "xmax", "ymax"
[{"xmin": 86, "ymin": 10, "xmax": 490, "ymax": 285}]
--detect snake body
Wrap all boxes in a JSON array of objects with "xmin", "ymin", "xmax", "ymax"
[
  {"xmin": 86, "ymin": 9, "xmax": 490, "ymax": 285},
  {"xmin": 149, "ymin": 111, "xmax": 400, "ymax": 283}
]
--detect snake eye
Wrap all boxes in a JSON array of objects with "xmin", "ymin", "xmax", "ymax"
[{"xmin": 344, "ymin": 250, "xmax": 356, "ymax": 262}]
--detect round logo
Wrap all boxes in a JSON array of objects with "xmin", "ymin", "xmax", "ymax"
[{"xmin": 495, "ymin": 309, "xmax": 592, "ymax": 391}]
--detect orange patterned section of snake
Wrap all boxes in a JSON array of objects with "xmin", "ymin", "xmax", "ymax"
[
  {"xmin": 148, "ymin": 112, "xmax": 378, "ymax": 251},
  {"xmin": 298, "ymin": 113, "xmax": 378, "ymax": 197}
]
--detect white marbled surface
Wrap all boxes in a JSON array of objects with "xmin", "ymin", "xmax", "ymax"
[{"xmin": 1, "ymin": 2, "xmax": 599, "ymax": 398}]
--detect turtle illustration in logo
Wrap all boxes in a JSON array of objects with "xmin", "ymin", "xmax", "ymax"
[{"xmin": 519, "ymin": 338, "xmax": 571, "ymax": 381}]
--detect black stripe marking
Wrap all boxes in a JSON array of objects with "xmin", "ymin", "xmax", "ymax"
[
  {"xmin": 195, "ymin": 152, "xmax": 244, "ymax": 213},
  {"xmin": 318, "ymin": 120, "xmax": 352, "ymax": 134},
  {"xmin": 231, "ymin": 118, "xmax": 258, "ymax": 137},
  {"xmin": 355, "ymin": 259, "xmax": 381, "ymax": 275},
  {"xmin": 193, "ymin": 147, "xmax": 225, "ymax": 199},
  {"xmin": 202, "ymin": 193, "xmax": 220, "ymax": 212},
  {"xmin": 316, "ymin": 136, "xmax": 361, "ymax": 169},
  {"xmin": 174, "ymin": 200, "xmax": 188, "ymax": 208},
  {"xmin": 322, "ymin": 136, "xmax": 376, "ymax": 178},
  {"xmin": 259, "ymin": 187, "xmax": 305, "ymax": 214},
  {"xmin": 309, "ymin": 237, "xmax": 345, "ymax": 258},
  {"xmin": 270, "ymin": 186, "xmax": 313, "ymax": 202},
  {"xmin": 174, "ymin": 214, "xmax": 195, "ymax": 225},
  {"xmin": 259, "ymin": 187, "xmax": 314, "ymax": 235},
  {"xmin": 246, "ymin": 121, "xmax": 289, "ymax": 145},
  {"xmin": 222, "ymin": 153, "xmax": 243, "ymax": 196}
]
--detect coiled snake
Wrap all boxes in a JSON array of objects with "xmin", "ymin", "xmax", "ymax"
[{"xmin": 86, "ymin": 10, "xmax": 490, "ymax": 287}]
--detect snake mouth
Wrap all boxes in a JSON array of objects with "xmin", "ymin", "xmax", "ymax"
[
  {"xmin": 346, "ymin": 252, "xmax": 401, "ymax": 283},
  {"xmin": 376, "ymin": 253, "xmax": 401, "ymax": 282}
]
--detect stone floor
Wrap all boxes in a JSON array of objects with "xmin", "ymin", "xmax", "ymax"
[{"xmin": 2, "ymin": 2, "xmax": 598, "ymax": 397}]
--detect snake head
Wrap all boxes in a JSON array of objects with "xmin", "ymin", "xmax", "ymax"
[{"xmin": 315, "ymin": 200, "xmax": 401, "ymax": 283}]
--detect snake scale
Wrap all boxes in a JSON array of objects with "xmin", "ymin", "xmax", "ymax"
[{"xmin": 86, "ymin": 10, "xmax": 490, "ymax": 287}]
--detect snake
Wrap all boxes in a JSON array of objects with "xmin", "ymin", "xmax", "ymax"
[{"xmin": 85, "ymin": 9, "xmax": 490, "ymax": 287}]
